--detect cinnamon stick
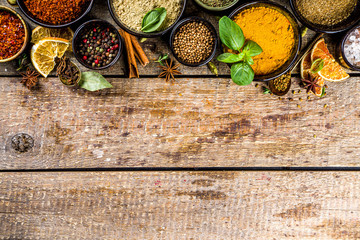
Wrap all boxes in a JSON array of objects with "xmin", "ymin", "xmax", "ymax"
[
  {"xmin": 118, "ymin": 28, "xmax": 139, "ymax": 78},
  {"xmin": 130, "ymin": 35, "xmax": 149, "ymax": 66}
]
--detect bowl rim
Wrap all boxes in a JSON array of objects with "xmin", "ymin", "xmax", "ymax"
[
  {"xmin": 341, "ymin": 24, "xmax": 360, "ymax": 71},
  {"xmin": 193, "ymin": 0, "xmax": 240, "ymax": 12},
  {"xmin": 228, "ymin": 0, "xmax": 302, "ymax": 82},
  {"xmin": 289, "ymin": 0, "xmax": 360, "ymax": 34},
  {"xmin": 169, "ymin": 16, "xmax": 218, "ymax": 67},
  {"xmin": 0, "ymin": 6, "xmax": 29, "ymax": 63},
  {"xmin": 72, "ymin": 19, "xmax": 123, "ymax": 70},
  {"xmin": 107, "ymin": 0, "xmax": 187, "ymax": 38},
  {"xmin": 16, "ymin": 0, "xmax": 94, "ymax": 28}
]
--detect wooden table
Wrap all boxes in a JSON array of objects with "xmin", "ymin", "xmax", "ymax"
[{"xmin": 1, "ymin": 0, "xmax": 360, "ymax": 239}]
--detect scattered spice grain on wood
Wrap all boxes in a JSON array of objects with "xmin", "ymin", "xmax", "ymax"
[{"xmin": 297, "ymin": 0, "xmax": 357, "ymax": 26}]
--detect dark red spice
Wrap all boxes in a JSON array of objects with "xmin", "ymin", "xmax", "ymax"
[
  {"xmin": 0, "ymin": 10, "xmax": 25, "ymax": 60},
  {"xmin": 23, "ymin": 0, "xmax": 90, "ymax": 25}
]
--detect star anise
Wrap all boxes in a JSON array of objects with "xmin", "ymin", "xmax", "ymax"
[
  {"xmin": 158, "ymin": 58, "xmax": 181, "ymax": 82},
  {"xmin": 20, "ymin": 68, "xmax": 40, "ymax": 90},
  {"xmin": 302, "ymin": 73, "xmax": 321, "ymax": 94}
]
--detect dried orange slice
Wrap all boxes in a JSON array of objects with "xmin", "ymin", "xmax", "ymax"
[
  {"xmin": 31, "ymin": 26, "xmax": 74, "ymax": 51},
  {"xmin": 311, "ymin": 38, "xmax": 349, "ymax": 82},
  {"xmin": 301, "ymin": 51, "xmax": 324, "ymax": 97},
  {"xmin": 31, "ymin": 37, "xmax": 70, "ymax": 77}
]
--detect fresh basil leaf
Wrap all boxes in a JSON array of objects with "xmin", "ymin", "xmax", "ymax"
[
  {"xmin": 141, "ymin": 8, "xmax": 167, "ymax": 33},
  {"xmin": 219, "ymin": 16, "xmax": 245, "ymax": 51},
  {"xmin": 243, "ymin": 40, "xmax": 263, "ymax": 57},
  {"xmin": 311, "ymin": 58, "xmax": 325, "ymax": 74},
  {"xmin": 245, "ymin": 54, "xmax": 254, "ymax": 65},
  {"xmin": 231, "ymin": 62, "xmax": 254, "ymax": 86},
  {"xmin": 217, "ymin": 53, "xmax": 244, "ymax": 63},
  {"xmin": 320, "ymin": 86, "xmax": 326, "ymax": 98},
  {"xmin": 79, "ymin": 72, "xmax": 113, "ymax": 91}
]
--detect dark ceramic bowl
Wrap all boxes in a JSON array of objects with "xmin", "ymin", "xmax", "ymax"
[
  {"xmin": 107, "ymin": 0, "xmax": 187, "ymax": 38},
  {"xmin": 0, "ymin": 6, "xmax": 29, "ymax": 63},
  {"xmin": 338, "ymin": 24, "xmax": 360, "ymax": 71},
  {"xmin": 169, "ymin": 17, "xmax": 218, "ymax": 67},
  {"xmin": 72, "ymin": 19, "xmax": 122, "ymax": 70},
  {"xmin": 17, "ymin": 0, "xmax": 94, "ymax": 28},
  {"xmin": 289, "ymin": 0, "xmax": 360, "ymax": 34},
  {"xmin": 193, "ymin": 0, "xmax": 240, "ymax": 12},
  {"xmin": 228, "ymin": 1, "xmax": 301, "ymax": 82}
]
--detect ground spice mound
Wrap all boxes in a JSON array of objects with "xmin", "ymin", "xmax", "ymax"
[
  {"xmin": 233, "ymin": 7, "xmax": 295, "ymax": 75},
  {"xmin": 24, "ymin": 0, "xmax": 90, "ymax": 25},
  {"xmin": 0, "ymin": 10, "xmax": 25, "ymax": 60},
  {"xmin": 297, "ymin": 0, "xmax": 357, "ymax": 26},
  {"xmin": 112, "ymin": 0, "xmax": 183, "ymax": 32}
]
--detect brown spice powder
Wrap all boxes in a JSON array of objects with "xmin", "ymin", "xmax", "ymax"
[{"xmin": 297, "ymin": 0, "xmax": 357, "ymax": 26}]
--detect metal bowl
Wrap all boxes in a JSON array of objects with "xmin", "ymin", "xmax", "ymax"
[
  {"xmin": 107, "ymin": 0, "xmax": 187, "ymax": 38},
  {"xmin": 289, "ymin": 0, "xmax": 360, "ymax": 34},
  {"xmin": 228, "ymin": 1, "xmax": 301, "ymax": 82},
  {"xmin": 17, "ymin": 0, "xmax": 94, "ymax": 28},
  {"xmin": 0, "ymin": 6, "xmax": 29, "ymax": 63}
]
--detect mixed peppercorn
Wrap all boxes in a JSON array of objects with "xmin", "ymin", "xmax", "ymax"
[
  {"xmin": 24, "ymin": 0, "xmax": 90, "ymax": 25},
  {"xmin": 76, "ymin": 25, "xmax": 120, "ymax": 68},
  {"xmin": 0, "ymin": 10, "xmax": 25, "ymax": 60}
]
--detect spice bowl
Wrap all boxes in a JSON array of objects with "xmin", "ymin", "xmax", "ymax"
[
  {"xmin": 0, "ymin": 6, "xmax": 29, "ymax": 63},
  {"xmin": 338, "ymin": 24, "xmax": 360, "ymax": 71},
  {"xmin": 59, "ymin": 61, "xmax": 82, "ymax": 86},
  {"xmin": 107, "ymin": 0, "xmax": 187, "ymax": 38},
  {"xmin": 193, "ymin": 0, "xmax": 240, "ymax": 12},
  {"xmin": 73, "ymin": 19, "xmax": 122, "ymax": 70},
  {"xmin": 289, "ymin": 0, "xmax": 360, "ymax": 34},
  {"xmin": 17, "ymin": 0, "xmax": 94, "ymax": 28},
  {"xmin": 169, "ymin": 17, "xmax": 218, "ymax": 67},
  {"xmin": 228, "ymin": 1, "xmax": 301, "ymax": 81}
]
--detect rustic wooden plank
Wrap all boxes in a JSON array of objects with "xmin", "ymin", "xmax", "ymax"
[
  {"xmin": 0, "ymin": 0, "xmax": 356, "ymax": 76},
  {"xmin": 0, "ymin": 171, "xmax": 359, "ymax": 239},
  {"xmin": 1, "ymin": 76, "xmax": 360, "ymax": 169}
]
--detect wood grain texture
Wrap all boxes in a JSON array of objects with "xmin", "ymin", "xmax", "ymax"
[
  {"xmin": 1, "ymin": 171, "xmax": 359, "ymax": 239},
  {"xmin": 0, "ymin": 0, "xmax": 355, "ymax": 76},
  {"xmin": 1, "ymin": 76, "xmax": 360, "ymax": 169}
]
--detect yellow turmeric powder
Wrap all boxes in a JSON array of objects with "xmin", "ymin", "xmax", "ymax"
[{"xmin": 233, "ymin": 7, "xmax": 295, "ymax": 75}]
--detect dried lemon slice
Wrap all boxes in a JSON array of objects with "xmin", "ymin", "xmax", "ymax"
[{"xmin": 31, "ymin": 37, "xmax": 69, "ymax": 77}]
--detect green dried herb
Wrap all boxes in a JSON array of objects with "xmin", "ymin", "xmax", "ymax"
[
  {"xmin": 79, "ymin": 72, "xmax": 113, "ymax": 91},
  {"xmin": 16, "ymin": 53, "xmax": 31, "ymax": 72},
  {"xmin": 262, "ymin": 86, "xmax": 271, "ymax": 94},
  {"xmin": 141, "ymin": 8, "xmax": 167, "ymax": 33},
  {"xmin": 301, "ymin": 27, "xmax": 308, "ymax": 37},
  {"xmin": 207, "ymin": 62, "xmax": 218, "ymax": 76},
  {"xmin": 311, "ymin": 58, "xmax": 325, "ymax": 74},
  {"xmin": 155, "ymin": 54, "xmax": 169, "ymax": 66},
  {"xmin": 320, "ymin": 86, "xmax": 326, "ymax": 98}
]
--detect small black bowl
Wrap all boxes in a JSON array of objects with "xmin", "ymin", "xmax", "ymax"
[
  {"xmin": 72, "ymin": 19, "xmax": 122, "ymax": 70},
  {"xmin": 169, "ymin": 17, "xmax": 218, "ymax": 67},
  {"xmin": 108, "ymin": 0, "xmax": 187, "ymax": 38},
  {"xmin": 228, "ymin": 1, "xmax": 301, "ymax": 82},
  {"xmin": 338, "ymin": 24, "xmax": 360, "ymax": 71},
  {"xmin": 289, "ymin": 0, "xmax": 360, "ymax": 34},
  {"xmin": 17, "ymin": 0, "xmax": 94, "ymax": 28}
]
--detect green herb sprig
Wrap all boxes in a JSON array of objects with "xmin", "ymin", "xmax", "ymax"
[
  {"xmin": 141, "ymin": 8, "xmax": 167, "ymax": 33},
  {"xmin": 155, "ymin": 54, "xmax": 169, "ymax": 66},
  {"xmin": 217, "ymin": 16, "xmax": 263, "ymax": 86}
]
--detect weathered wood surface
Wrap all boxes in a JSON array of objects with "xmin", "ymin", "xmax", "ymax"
[
  {"xmin": 1, "ymin": 76, "xmax": 360, "ymax": 169},
  {"xmin": 0, "ymin": 0, "xmax": 355, "ymax": 76},
  {"xmin": 1, "ymin": 171, "xmax": 359, "ymax": 239}
]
